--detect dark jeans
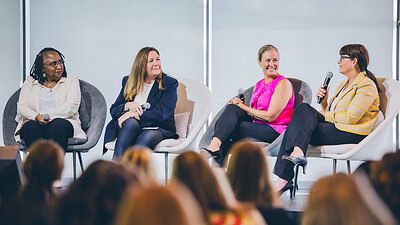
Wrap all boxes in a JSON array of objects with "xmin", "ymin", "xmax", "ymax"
[
  {"xmin": 214, "ymin": 104, "xmax": 280, "ymax": 156},
  {"xmin": 273, "ymin": 103, "xmax": 367, "ymax": 181},
  {"xmin": 113, "ymin": 118, "xmax": 165, "ymax": 160},
  {"xmin": 20, "ymin": 118, "xmax": 74, "ymax": 151}
]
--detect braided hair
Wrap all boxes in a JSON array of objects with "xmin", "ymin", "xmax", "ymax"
[
  {"xmin": 30, "ymin": 47, "xmax": 67, "ymax": 84},
  {"xmin": 340, "ymin": 44, "xmax": 380, "ymax": 92}
]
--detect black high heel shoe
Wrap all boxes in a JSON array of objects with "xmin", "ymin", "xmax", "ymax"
[
  {"xmin": 282, "ymin": 155, "xmax": 307, "ymax": 197},
  {"xmin": 282, "ymin": 155, "xmax": 308, "ymax": 167},
  {"xmin": 278, "ymin": 180, "xmax": 295, "ymax": 199},
  {"xmin": 200, "ymin": 148, "xmax": 223, "ymax": 166}
]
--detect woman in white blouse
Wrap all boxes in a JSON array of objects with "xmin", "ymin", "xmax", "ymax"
[{"xmin": 15, "ymin": 47, "xmax": 86, "ymax": 151}]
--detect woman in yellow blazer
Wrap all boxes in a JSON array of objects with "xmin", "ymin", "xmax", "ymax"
[{"xmin": 274, "ymin": 44, "xmax": 380, "ymax": 194}]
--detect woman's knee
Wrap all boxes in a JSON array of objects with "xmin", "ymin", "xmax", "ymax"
[
  {"xmin": 121, "ymin": 118, "xmax": 141, "ymax": 131},
  {"xmin": 294, "ymin": 103, "xmax": 312, "ymax": 114},
  {"xmin": 48, "ymin": 118, "xmax": 73, "ymax": 131}
]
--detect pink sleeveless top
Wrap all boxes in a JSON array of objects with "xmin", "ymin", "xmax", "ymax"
[{"xmin": 250, "ymin": 75, "xmax": 294, "ymax": 134}]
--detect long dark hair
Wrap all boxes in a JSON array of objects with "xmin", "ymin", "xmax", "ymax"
[
  {"xmin": 340, "ymin": 44, "xmax": 380, "ymax": 92},
  {"xmin": 30, "ymin": 47, "xmax": 67, "ymax": 84}
]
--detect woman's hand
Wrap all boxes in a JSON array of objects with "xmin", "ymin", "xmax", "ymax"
[
  {"xmin": 227, "ymin": 97, "xmax": 244, "ymax": 105},
  {"xmin": 35, "ymin": 114, "xmax": 49, "ymax": 125},
  {"xmin": 118, "ymin": 109, "xmax": 140, "ymax": 128},
  {"xmin": 317, "ymin": 85, "xmax": 329, "ymax": 110},
  {"xmin": 124, "ymin": 102, "xmax": 143, "ymax": 116}
]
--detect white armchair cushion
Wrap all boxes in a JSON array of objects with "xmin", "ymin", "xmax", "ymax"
[
  {"xmin": 174, "ymin": 112, "xmax": 190, "ymax": 139},
  {"xmin": 307, "ymin": 144, "xmax": 357, "ymax": 157}
]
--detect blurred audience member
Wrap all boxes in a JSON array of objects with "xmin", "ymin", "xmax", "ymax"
[
  {"xmin": 120, "ymin": 146, "xmax": 156, "ymax": 180},
  {"xmin": 172, "ymin": 151, "xmax": 262, "ymax": 225},
  {"xmin": 302, "ymin": 173, "xmax": 393, "ymax": 225},
  {"xmin": 226, "ymin": 140, "xmax": 297, "ymax": 225},
  {"xmin": 113, "ymin": 184, "xmax": 206, "ymax": 225},
  {"xmin": 370, "ymin": 151, "xmax": 400, "ymax": 222},
  {"xmin": 0, "ymin": 140, "xmax": 64, "ymax": 225},
  {"xmin": 21, "ymin": 140, "xmax": 64, "ymax": 205},
  {"xmin": 56, "ymin": 160, "xmax": 144, "ymax": 225}
]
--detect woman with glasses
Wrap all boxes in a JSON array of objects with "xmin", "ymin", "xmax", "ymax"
[
  {"xmin": 103, "ymin": 47, "xmax": 178, "ymax": 160},
  {"xmin": 273, "ymin": 44, "xmax": 380, "ymax": 194},
  {"xmin": 15, "ymin": 47, "xmax": 86, "ymax": 151}
]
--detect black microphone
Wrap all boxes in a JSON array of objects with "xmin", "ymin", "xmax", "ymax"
[
  {"xmin": 141, "ymin": 103, "xmax": 151, "ymax": 111},
  {"xmin": 238, "ymin": 88, "xmax": 245, "ymax": 103},
  {"xmin": 43, "ymin": 114, "xmax": 50, "ymax": 121},
  {"xmin": 317, "ymin": 72, "xmax": 334, "ymax": 104}
]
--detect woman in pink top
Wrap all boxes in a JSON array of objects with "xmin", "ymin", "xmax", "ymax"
[{"xmin": 201, "ymin": 45, "xmax": 295, "ymax": 166}]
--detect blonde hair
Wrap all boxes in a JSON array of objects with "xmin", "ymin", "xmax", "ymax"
[
  {"xmin": 124, "ymin": 47, "xmax": 164, "ymax": 101},
  {"xmin": 302, "ymin": 173, "xmax": 388, "ymax": 225},
  {"xmin": 120, "ymin": 146, "xmax": 156, "ymax": 179},
  {"xmin": 226, "ymin": 140, "xmax": 280, "ymax": 208},
  {"xmin": 113, "ymin": 185, "xmax": 206, "ymax": 225},
  {"xmin": 257, "ymin": 44, "xmax": 279, "ymax": 61}
]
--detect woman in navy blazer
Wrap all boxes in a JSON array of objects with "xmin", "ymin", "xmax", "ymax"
[{"xmin": 103, "ymin": 47, "xmax": 178, "ymax": 160}]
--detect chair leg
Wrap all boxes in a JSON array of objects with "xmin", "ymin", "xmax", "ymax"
[
  {"xmin": 78, "ymin": 152, "xmax": 84, "ymax": 173},
  {"xmin": 165, "ymin": 152, "xmax": 168, "ymax": 186},
  {"xmin": 73, "ymin": 151, "xmax": 77, "ymax": 181},
  {"xmin": 333, "ymin": 159, "xmax": 337, "ymax": 174},
  {"xmin": 347, "ymin": 160, "xmax": 351, "ymax": 174}
]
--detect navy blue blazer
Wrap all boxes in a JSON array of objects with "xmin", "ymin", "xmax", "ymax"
[{"xmin": 103, "ymin": 73, "xmax": 179, "ymax": 154}]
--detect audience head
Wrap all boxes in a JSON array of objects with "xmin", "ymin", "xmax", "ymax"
[
  {"xmin": 257, "ymin": 44, "xmax": 280, "ymax": 77},
  {"xmin": 226, "ymin": 140, "xmax": 279, "ymax": 208},
  {"xmin": 120, "ymin": 146, "xmax": 156, "ymax": 179},
  {"xmin": 302, "ymin": 173, "xmax": 389, "ymax": 225},
  {"xmin": 113, "ymin": 184, "xmax": 206, "ymax": 225},
  {"xmin": 30, "ymin": 47, "xmax": 67, "ymax": 84},
  {"xmin": 370, "ymin": 151, "xmax": 400, "ymax": 221},
  {"xmin": 172, "ymin": 151, "xmax": 231, "ymax": 219},
  {"xmin": 22, "ymin": 140, "xmax": 64, "ymax": 192},
  {"xmin": 339, "ymin": 44, "xmax": 379, "ymax": 91},
  {"xmin": 56, "ymin": 160, "xmax": 144, "ymax": 225},
  {"xmin": 124, "ymin": 47, "xmax": 162, "ymax": 100}
]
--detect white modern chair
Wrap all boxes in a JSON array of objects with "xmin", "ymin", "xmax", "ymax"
[
  {"xmin": 307, "ymin": 78, "xmax": 400, "ymax": 173},
  {"xmin": 105, "ymin": 77, "xmax": 212, "ymax": 183}
]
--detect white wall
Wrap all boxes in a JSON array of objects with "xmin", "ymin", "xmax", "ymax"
[
  {"xmin": 29, "ymin": 0, "xmax": 204, "ymax": 178},
  {"xmin": 0, "ymin": 0, "xmax": 20, "ymax": 146}
]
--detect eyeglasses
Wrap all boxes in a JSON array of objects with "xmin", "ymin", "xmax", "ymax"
[
  {"xmin": 44, "ymin": 60, "xmax": 64, "ymax": 68},
  {"xmin": 339, "ymin": 55, "xmax": 353, "ymax": 62}
]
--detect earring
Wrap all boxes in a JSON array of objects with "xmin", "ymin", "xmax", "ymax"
[{"xmin": 43, "ymin": 73, "xmax": 46, "ymax": 78}]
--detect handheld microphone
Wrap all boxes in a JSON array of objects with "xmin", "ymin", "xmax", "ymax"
[
  {"xmin": 141, "ymin": 103, "xmax": 151, "ymax": 111},
  {"xmin": 317, "ymin": 72, "xmax": 334, "ymax": 104},
  {"xmin": 238, "ymin": 88, "xmax": 245, "ymax": 102},
  {"xmin": 43, "ymin": 114, "xmax": 50, "ymax": 121}
]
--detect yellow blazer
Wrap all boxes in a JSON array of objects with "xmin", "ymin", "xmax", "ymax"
[{"xmin": 325, "ymin": 72, "xmax": 380, "ymax": 135}]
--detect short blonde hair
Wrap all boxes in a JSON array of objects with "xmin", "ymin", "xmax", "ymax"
[
  {"xmin": 120, "ymin": 146, "xmax": 156, "ymax": 179},
  {"xmin": 113, "ymin": 185, "xmax": 206, "ymax": 225}
]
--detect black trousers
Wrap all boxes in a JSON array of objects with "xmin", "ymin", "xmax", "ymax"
[
  {"xmin": 20, "ymin": 118, "xmax": 74, "ymax": 152},
  {"xmin": 273, "ymin": 103, "xmax": 367, "ymax": 181},
  {"xmin": 214, "ymin": 104, "xmax": 280, "ymax": 156}
]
